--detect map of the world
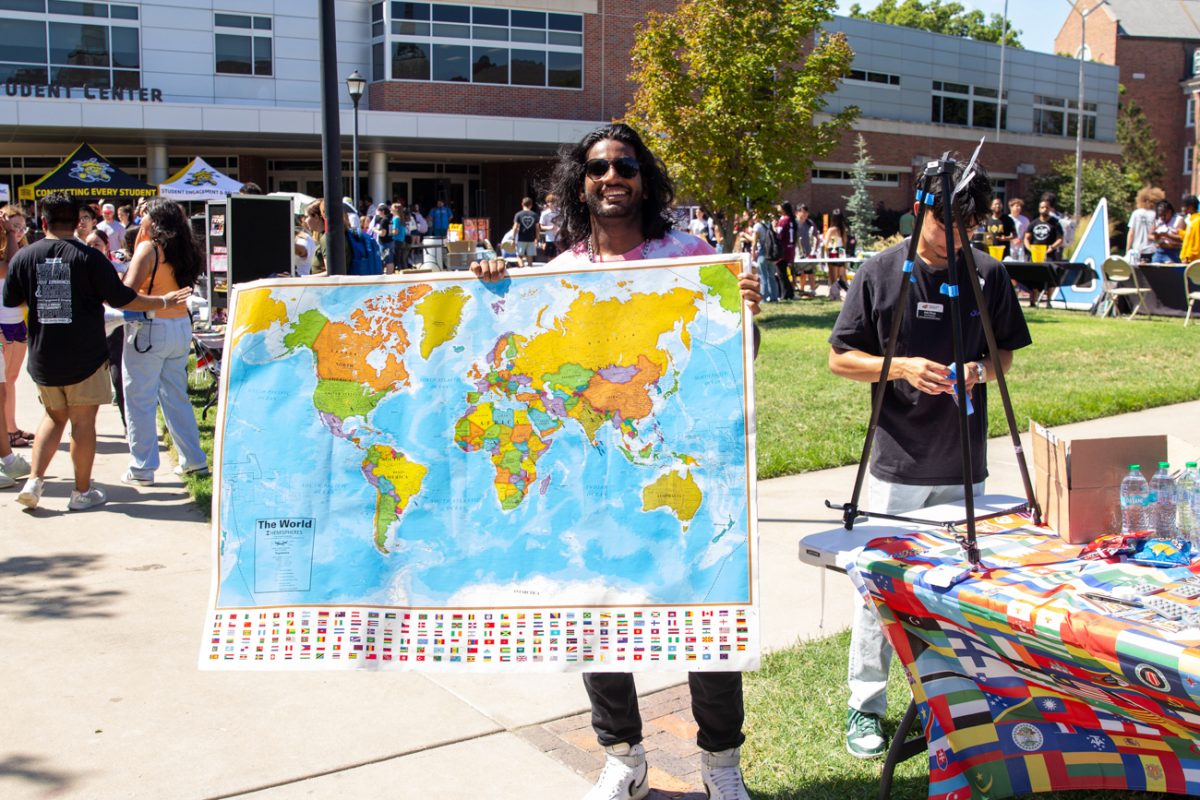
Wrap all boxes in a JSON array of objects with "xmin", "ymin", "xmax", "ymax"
[{"xmin": 201, "ymin": 254, "xmax": 758, "ymax": 671}]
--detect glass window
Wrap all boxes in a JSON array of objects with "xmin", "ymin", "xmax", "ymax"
[
  {"xmin": 372, "ymin": 20, "xmax": 384, "ymax": 37},
  {"xmin": 51, "ymin": 64, "xmax": 108, "ymax": 86},
  {"xmin": 432, "ymin": 4, "xmax": 469, "ymax": 22},
  {"xmin": 0, "ymin": 0, "xmax": 46, "ymax": 11},
  {"xmin": 392, "ymin": 2, "xmax": 429, "ymax": 20},
  {"xmin": 972, "ymin": 100, "xmax": 996, "ymax": 129},
  {"xmin": 547, "ymin": 31, "xmax": 582, "ymax": 46},
  {"xmin": 473, "ymin": 25, "xmax": 507, "ymax": 41},
  {"xmin": 472, "ymin": 7, "xmax": 505, "ymax": 25},
  {"xmin": 215, "ymin": 13, "xmax": 252, "ymax": 29},
  {"xmin": 974, "ymin": 86, "xmax": 998, "ymax": 98},
  {"xmin": 215, "ymin": 33, "xmax": 252, "ymax": 74},
  {"xmin": 372, "ymin": 41, "xmax": 384, "ymax": 80},
  {"xmin": 110, "ymin": 25, "xmax": 138, "ymax": 68},
  {"xmin": 548, "ymin": 50, "xmax": 581, "ymax": 89},
  {"xmin": 0, "ymin": 19, "xmax": 47, "ymax": 65},
  {"xmin": 1035, "ymin": 108, "xmax": 1064, "ymax": 136},
  {"xmin": 1186, "ymin": 146, "xmax": 1195, "ymax": 176},
  {"xmin": 510, "ymin": 48, "xmax": 544, "ymax": 86},
  {"xmin": 548, "ymin": 13, "xmax": 582, "ymax": 31},
  {"xmin": 253, "ymin": 17, "xmax": 271, "ymax": 30},
  {"xmin": 113, "ymin": 68, "xmax": 138, "ymax": 89},
  {"xmin": 50, "ymin": 22, "xmax": 109, "ymax": 67},
  {"xmin": 432, "ymin": 43, "xmax": 469, "ymax": 81},
  {"xmin": 511, "ymin": 29, "xmax": 545, "ymax": 43},
  {"xmin": 371, "ymin": 2, "xmax": 383, "ymax": 22},
  {"xmin": 432, "ymin": 23, "xmax": 468, "ymax": 37},
  {"xmin": 1188, "ymin": 97, "xmax": 1195, "ymax": 128},
  {"xmin": 942, "ymin": 96, "xmax": 968, "ymax": 125},
  {"xmin": 472, "ymin": 46, "xmax": 506, "ymax": 83},
  {"xmin": 393, "ymin": 21, "xmax": 430, "ymax": 35},
  {"xmin": 49, "ymin": 1, "xmax": 107, "ymax": 16},
  {"xmin": 110, "ymin": 4, "xmax": 136, "ymax": 19},
  {"xmin": 511, "ymin": 10, "xmax": 545, "ymax": 28},
  {"xmin": 253, "ymin": 37, "xmax": 271, "ymax": 75},
  {"xmin": 392, "ymin": 41, "xmax": 430, "ymax": 80},
  {"xmin": 0, "ymin": 64, "xmax": 48, "ymax": 83}
]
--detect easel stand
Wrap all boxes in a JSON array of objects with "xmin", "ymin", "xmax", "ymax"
[{"xmin": 823, "ymin": 154, "xmax": 1043, "ymax": 800}]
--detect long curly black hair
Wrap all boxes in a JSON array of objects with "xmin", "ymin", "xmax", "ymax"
[
  {"xmin": 144, "ymin": 197, "xmax": 202, "ymax": 288},
  {"xmin": 547, "ymin": 123, "xmax": 675, "ymax": 251}
]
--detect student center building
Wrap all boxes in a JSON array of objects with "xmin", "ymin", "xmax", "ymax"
[{"xmin": 1, "ymin": 1, "xmax": 1122, "ymax": 231}]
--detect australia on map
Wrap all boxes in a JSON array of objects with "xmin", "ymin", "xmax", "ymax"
[{"xmin": 201, "ymin": 253, "xmax": 758, "ymax": 671}]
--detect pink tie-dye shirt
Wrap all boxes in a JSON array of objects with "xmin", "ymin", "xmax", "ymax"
[{"xmin": 547, "ymin": 229, "xmax": 714, "ymax": 267}]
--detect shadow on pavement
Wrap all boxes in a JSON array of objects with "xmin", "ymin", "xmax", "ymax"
[
  {"xmin": 0, "ymin": 554, "xmax": 122, "ymax": 620},
  {"xmin": 749, "ymin": 774, "xmax": 928, "ymax": 800},
  {"xmin": 0, "ymin": 753, "xmax": 84, "ymax": 798}
]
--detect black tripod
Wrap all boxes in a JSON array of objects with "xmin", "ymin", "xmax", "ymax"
[{"xmin": 825, "ymin": 152, "xmax": 1040, "ymax": 565}]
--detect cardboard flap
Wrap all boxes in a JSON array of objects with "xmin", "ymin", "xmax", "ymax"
[{"xmin": 1069, "ymin": 435, "xmax": 1168, "ymax": 489}]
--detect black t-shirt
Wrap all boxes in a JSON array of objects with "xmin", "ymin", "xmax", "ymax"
[
  {"xmin": 1026, "ymin": 216, "xmax": 1064, "ymax": 259},
  {"xmin": 514, "ymin": 209, "xmax": 538, "ymax": 242},
  {"xmin": 983, "ymin": 215, "xmax": 1016, "ymax": 246},
  {"xmin": 2, "ymin": 237, "xmax": 138, "ymax": 386},
  {"xmin": 829, "ymin": 241, "xmax": 1032, "ymax": 485}
]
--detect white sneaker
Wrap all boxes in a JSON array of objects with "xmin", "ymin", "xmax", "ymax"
[
  {"xmin": 68, "ymin": 485, "xmax": 107, "ymax": 511},
  {"xmin": 16, "ymin": 477, "xmax": 44, "ymax": 508},
  {"xmin": 701, "ymin": 747, "xmax": 750, "ymax": 800},
  {"xmin": 0, "ymin": 471, "xmax": 14, "ymax": 489},
  {"xmin": 583, "ymin": 742, "xmax": 649, "ymax": 800},
  {"xmin": 2, "ymin": 453, "xmax": 31, "ymax": 483},
  {"xmin": 122, "ymin": 470, "xmax": 154, "ymax": 487},
  {"xmin": 173, "ymin": 463, "xmax": 210, "ymax": 478}
]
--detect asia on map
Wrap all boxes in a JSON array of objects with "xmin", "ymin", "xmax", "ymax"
[{"xmin": 200, "ymin": 253, "xmax": 758, "ymax": 671}]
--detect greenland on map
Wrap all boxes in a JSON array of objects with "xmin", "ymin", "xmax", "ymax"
[{"xmin": 200, "ymin": 253, "xmax": 758, "ymax": 672}]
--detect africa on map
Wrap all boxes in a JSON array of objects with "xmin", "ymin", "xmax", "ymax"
[{"xmin": 201, "ymin": 254, "xmax": 758, "ymax": 672}]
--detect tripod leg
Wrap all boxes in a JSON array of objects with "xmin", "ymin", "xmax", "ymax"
[{"xmin": 956, "ymin": 218, "xmax": 1042, "ymax": 526}]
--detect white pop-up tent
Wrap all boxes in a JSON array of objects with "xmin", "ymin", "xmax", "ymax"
[
  {"xmin": 159, "ymin": 157, "xmax": 243, "ymax": 201},
  {"xmin": 0, "ymin": 183, "xmax": 9, "ymax": 203}
]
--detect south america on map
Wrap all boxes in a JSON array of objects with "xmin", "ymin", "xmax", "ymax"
[{"xmin": 202, "ymin": 254, "xmax": 758, "ymax": 671}]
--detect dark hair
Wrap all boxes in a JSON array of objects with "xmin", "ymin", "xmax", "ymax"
[
  {"xmin": 829, "ymin": 208, "xmax": 849, "ymax": 237},
  {"xmin": 92, "ymin": 227, "xmax": 107, "ymax": 246},
  {"xmin": 547, "ymin": 123, "xmax": 675, "ymax": 250},
  {"xmin": 925, "ymin": 157, "xmax": 992, "ymax": 227},
  {"xmin": 241, "ymin": 182, "xmax": 263, "ymax": 195},
  {"xmin": 1156, "ymin": 199, "xmax": 1176, "ymax": 218},
  {"xmin": 78, "ymin": 204, "xmax": 97, "ymax": 222},
  {"xmin": 1183, "ymin": 194, "xmax": 1199, "ymax": 213},
  {"xmin": 123, "ymin": 224, "xmax": 139, "ymax": 253},
  {"xmin": 781, "ymin": 201, "xmax": 795, "ymax": 218},
  {"xmin": 40, "ymin": 192, "xmax": 80, "ymax": 228},
  {"xmin": 144, "ymin": 198, "xmax": 202, "ymax": 288},
  {"xmin": 1039, "ymin": 192, "xmax": 1057, "ymax": 208}
]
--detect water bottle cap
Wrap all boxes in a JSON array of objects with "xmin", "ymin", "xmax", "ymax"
[
  {"xmin": 1189, "ymin": 462, "xmax": 1198, "ymax": 468},
  {"xmin": 1130, "ymin": 464, "xmax": 1140, "ymax": 470},
  {"xmin": 1159, "ymin": 461, "xmax": 1170, "ymax": 468}
]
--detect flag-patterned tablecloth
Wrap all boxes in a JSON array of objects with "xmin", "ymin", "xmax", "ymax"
[{"xmin": 852, "ymin": 518, "xmax": 1200, "ymax": 800}]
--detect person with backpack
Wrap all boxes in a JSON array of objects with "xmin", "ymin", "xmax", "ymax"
[
  {"xmin": 751, "ymin": 211, "xmax": 779, "ymax": 302},
  {"xmin": 311, "ymin": 200, "xmax": 383, "ymax": 275},
  {"xmin": 372, "ymin": 204, "xmax": 393, "ymax": 270}
]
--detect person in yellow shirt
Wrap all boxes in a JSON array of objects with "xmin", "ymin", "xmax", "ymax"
[{"xmin": 1179, "ymin": 195, "xmax": 1200, "ymax": 263}]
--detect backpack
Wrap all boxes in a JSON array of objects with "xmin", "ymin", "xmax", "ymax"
[
  {"xmin": 347, "ymin": 230, "xmax": 383, "ymax": 275},
  {"xmin": 758, "ymin": 222, "xmax": 779, "ymax": 261}
]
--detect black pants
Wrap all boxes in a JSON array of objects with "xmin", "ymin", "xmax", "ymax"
[
  {"xmin": 583, "ymin": 671, "xmax": 745, "ymax": 753},
  {"xmin": 776, "ymin": 260, "xmax": 795, "ymax": 299},
  {"xmin": 106, "ymin": 328, "xmax": 126, "ymax": 429}
]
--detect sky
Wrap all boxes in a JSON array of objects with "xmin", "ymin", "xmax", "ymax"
[{"xmin": 834, "ymin": 0, "xmax": 1071, "ymax": 55}]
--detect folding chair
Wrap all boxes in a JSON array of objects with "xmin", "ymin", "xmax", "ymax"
[
  {"xmin": 1185, "ymin": 260, "xmax": 1200, "ymax": 327},
  {"xmin": 1100, "ymin": 256, "xmax": 1154, "ymax": 319},
  {"xmin": 192, "ymin": 336, "xmax": 222, "ymax": 420}
]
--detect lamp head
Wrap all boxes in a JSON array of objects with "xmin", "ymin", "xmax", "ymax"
[{"xmin": 346, "ymin": 70, "xmax": 366, "ymax": 104}]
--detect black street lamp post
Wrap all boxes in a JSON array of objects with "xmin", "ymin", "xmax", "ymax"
[{"xmin": 346, "ymin": 70, "xmax": 366, "ymax": 218}]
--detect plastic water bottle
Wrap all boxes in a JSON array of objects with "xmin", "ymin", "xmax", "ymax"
[
  {"xmin": 1178, "ymin": 462, "xmax": 1199, "ymax": 546},
  {"xmin": 1150, "ymin": 462, "xmax": 1177, "ymax": 537},
  {"xmin": 1120, "ymin": 464, "xmax": 1150, "ymax": 534}
]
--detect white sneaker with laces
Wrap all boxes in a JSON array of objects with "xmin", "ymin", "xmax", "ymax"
[
  {"xmin": 2, "ymin": 453, "xmax": 31, "ymax": 483},
  {"xmin": 68, "ymin": 485, "xmax": 107, "ymax": 511},
  {"xmin": 701, "ymin": 747, "xmax": 750, "ymax": 800},
  {"xmin": 173, "ymin": 464, "xmax": 210, "ymax": 478},
  {"xmin": 0, "ymin": 471, "xmax": 14, "ymax": 489},
  {"xmin": 17, "ymin": 477, "xmax": 44, "ymax": 508},
  {"xmin": 122, "ymin": 470, "xmax": 154, "ymax": 487},
  {"xmin": 583, "ymin": 742, "xmax": 649, "ymax": 800}
]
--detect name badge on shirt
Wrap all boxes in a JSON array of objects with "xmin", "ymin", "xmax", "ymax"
[{"xmin": 916, "ymin": 301, "xmax": 944, "ymax": 320}]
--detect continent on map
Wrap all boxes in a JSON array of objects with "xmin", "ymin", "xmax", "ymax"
[
  {"xmin": 416, "ymin": 286, "xmax": 470, "ymax": 358},
  {"xmin": 455, "ymin": 399, "xmax": 561, "ymax": 511},
  {"xmin": 642, "ymin": 470, "xmax": 703, "ymax": 530},
  {"xmin": 230, "ymin": 288, "xmax": 289, "ymax": 349},
  {"xmin": 362, "ymin": 445, "xmax": 428, "ymax": 554},
  {"xmin": 698, "ymin": 264, "xmax": 743, "ymax": 315},
  {"xmin": 457, "ymin": 288, "xmax": 704, "ymax": 511}
]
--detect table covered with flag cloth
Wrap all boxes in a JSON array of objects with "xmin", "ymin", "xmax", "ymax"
[{"xmin": 851, "ymin": 519, "xmax": 1200, "ymax": 800}]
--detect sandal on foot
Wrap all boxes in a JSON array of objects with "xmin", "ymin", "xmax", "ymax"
[{"xmin": 8, "ymin": 432, "xmax": 31, "ymax": 448}]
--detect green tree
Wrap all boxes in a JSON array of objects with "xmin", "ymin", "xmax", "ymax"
[
  {"xmin": 844, "ymin": 134, "xmax": 877, "ymax": 245},
  {"xmin": 1116, "ymin": 98, "xmax": 1164, "ymax": 189},
  {"xmin": 1032, "ymin": 156, "xmax": 1138, "ymax": 231},
  {"xmin": 625, "ymin": 0, "xmax": 856, "ymax": 238},
  {"xmin": 848, "ymin": 0, "xmax": 1022, "ymax": 47}
]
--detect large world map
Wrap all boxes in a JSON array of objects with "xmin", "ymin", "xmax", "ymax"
[{"xmin": 202, "ymin": 254, "xmax": 758, "ymax": 671}]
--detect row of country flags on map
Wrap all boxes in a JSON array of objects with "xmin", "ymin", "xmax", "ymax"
[{"xmin": 205, "ymin": 607, "xmax": 753, "ymax": 663}]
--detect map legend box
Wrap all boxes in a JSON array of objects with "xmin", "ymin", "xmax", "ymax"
[{"xmin": 254, "ymin": 518, "xmax": 316, "ymax": 593}]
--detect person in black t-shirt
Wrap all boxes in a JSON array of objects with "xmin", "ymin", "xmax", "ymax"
[
  {"xmin": 982, "ymin": 196, "xmax": 1016, "ymax": 252},
  {"xmin": 2, "ymin": 193, "xmax": 192, "ymax": 511},
  {"xmin": 827, "ymin": 160, "xmax": 1031, "ymax": 760},
  {"xmin": 511, "ymin": 197, "xmax": 539, "ymax": 268},
  {"xmin": 1024, "ymin": 199, "xmax": 1064, "ymax": 262}
]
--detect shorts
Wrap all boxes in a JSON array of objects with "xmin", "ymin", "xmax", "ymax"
[
  {"xmin": 37, "ymin": 362, "xmax": 112, "ymax": 410},
  {"xmin": 516, "ymin": 240, "xmax": 537, "ymax": 258},
  {"xmin": 1, "ymin": 321, "xmax": 27, "ymax": 343},
  {"xmin": 798, "ymin": 264, "xmax": 815, "ymax": 274}
]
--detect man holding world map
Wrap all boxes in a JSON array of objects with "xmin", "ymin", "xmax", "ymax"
[{"xmin": 473, "ymin": 123, "xmax": 762, "ymax": 800}]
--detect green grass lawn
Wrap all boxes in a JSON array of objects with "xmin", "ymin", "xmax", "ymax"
[
  {"xmin": 756, "ymin": 299, "xmax": 1200, "ymax": 479},
  {"xmin": 741, "ymin": 631, "xmax": 1169, "ymax": 800}
]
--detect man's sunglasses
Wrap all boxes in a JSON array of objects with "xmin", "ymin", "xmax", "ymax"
[{"xmin": 584, "ymin": 157, "xmax": 641, "ymax": 180}]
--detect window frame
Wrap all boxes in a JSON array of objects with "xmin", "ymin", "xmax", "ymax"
[
  {"xmin": 0, "ymin": 3, "xmax": 141, "ymax": 90},
  {"xmin": 213, "ymin": 11, "xmax": 273, "ymax": 77}
]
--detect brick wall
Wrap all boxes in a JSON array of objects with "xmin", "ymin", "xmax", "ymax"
[
  {"xmin": 367, "ymin": 0, "xmax": 670, "ymax": 121},
  {"xmin": 1115, "ymin": 38, "xmax": 1194, "ymax": 203}
]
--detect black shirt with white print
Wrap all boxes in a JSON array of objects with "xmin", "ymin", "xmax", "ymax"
[
  {"xmin": 1026, "ymin": 216, "xmax": 1064, "ymax": 260},
  {"xmin": 829, "ymin": 240, "xmax": 1032, "ymax": 485},
  {"xmin": 2, "ymin": 237, "xmax": 137, "ymax": 386}
]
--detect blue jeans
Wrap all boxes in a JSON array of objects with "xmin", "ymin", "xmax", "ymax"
[
  {"xmin": 848, "ymin": 477, "xmax": 985, "ymax": 716},
  {"xmin": 756, "ymin": 255, "xmax": 779, "ymax": 302},
  {"xmin": 122, "ymin": 316, "xmax": 207, "ymax": 479},
  {"xmin": 1152, "ymin": 249, "xmax": 1180, "ymax": 264}
]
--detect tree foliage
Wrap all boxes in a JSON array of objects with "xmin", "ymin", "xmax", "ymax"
[
  {"xmin": 1116, "ymin": 98, "xmax": 1164, "ymax": 189},
  {"xmin": 844, "ymin": 134, "xmax": 877, "ymax": 244},
  {"xmin": 848, "ymin": 0, "xmax": 1022, "ymax": 47},
  {"xmin": 625, "ymin": 0, "xmax": 856, "ymax": 233},
  {"xmin": 1032, "ymin": 156, "xmax": 1138, "ymax": 231}
]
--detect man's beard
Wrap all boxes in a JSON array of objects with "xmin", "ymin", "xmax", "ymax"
[{"xmin": 585, "ymin": 191, "xmax": 641, "ymax": 221}]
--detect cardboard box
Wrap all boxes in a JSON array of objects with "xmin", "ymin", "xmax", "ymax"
[
  {"xmin": 446, "ymin": 240, "xmax": 474, "ymax": 254},
  {"xmin": 1030, "ymin": 420, "xmax": 1168, "ymax": 543}
]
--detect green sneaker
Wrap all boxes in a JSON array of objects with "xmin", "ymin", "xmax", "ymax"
[{"xmin": 846, "ymin": 708, "xmax": 886, "ymax": 759}]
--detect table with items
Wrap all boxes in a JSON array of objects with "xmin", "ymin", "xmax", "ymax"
[{"xmin": 848, "ymin": 515, "xmax": 1200, "ymax": 800}]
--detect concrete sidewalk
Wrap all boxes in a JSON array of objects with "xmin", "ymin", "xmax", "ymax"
[{"xmin": 2, "ymin": 360, "xmax": 1198, "ymax": 800}]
